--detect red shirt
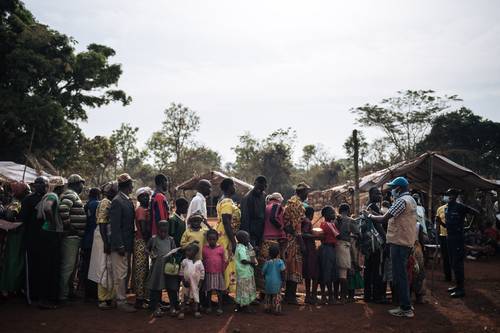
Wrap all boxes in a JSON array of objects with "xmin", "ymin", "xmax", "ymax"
[
  {"xmin": 320, "ymin": 221, "xmax": 339, "ymax": 245},
  {"xmin": 135, "ymin": 206, "xmax": 150, "ymax": 240},
  {"xmin": 202, "ymin": 245, "xmax": 226, "ymax": 274},
  {"xmin": 151, "ymin": 191, "xmax": 170, "ymax": 236},
  {"xmin": 484, "ymin": 227, "xmax": 499, "ymax": 242}
]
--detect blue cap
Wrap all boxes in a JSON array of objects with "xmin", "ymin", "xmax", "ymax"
[{"xmin": 386, "ymin": 176, "xmax": 409, "ymax": 188}]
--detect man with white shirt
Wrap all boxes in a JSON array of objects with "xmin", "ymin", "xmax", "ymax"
[{"xmin": 186, "ymin": 179, "xmax": 212, "ymax": 228}]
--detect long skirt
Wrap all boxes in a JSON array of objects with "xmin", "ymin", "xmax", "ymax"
[
  {"xmin": 0, "ymin": 225, "xmax": 25, "ymax": 292},
  {"xmin": 133, "ymin": 238, "xmax": 149, "ymax": 300},
  {"xmin": 284, "ymin": 237, "xmax": 303, "ymax": 283},
  {"xmin": 236, "ymin": 276, "xmax": 256, "ymax": 306},
  {"xmin": 319, "ymin": 244, "xmax": 336, "ymax": 284},
  {"xmin": 88, "ymin": 228, "xmax": 113, "ymax": 290},
  {"xmin": 218, "ymin": 233, "xmax": 237, "ymax": 293}
]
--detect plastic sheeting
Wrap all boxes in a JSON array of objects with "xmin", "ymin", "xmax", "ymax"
[{"xmin": 0, "ymin": 161, "xmax": 53, "ymax": 184}]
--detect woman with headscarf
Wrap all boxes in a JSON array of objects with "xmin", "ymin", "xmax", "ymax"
[
  {"xmin": 0, "ymin": 182, "xmax": 30, "ymax": 294},
  {"xmin": 133, "ymin": 186, "xmax": 152, "ymax": 309},
  {"xmin": 216, "ymin": 178, "xmax": 240, "ymax": 294}
]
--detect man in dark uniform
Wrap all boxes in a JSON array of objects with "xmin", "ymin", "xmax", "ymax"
[{"xmin": 444, "ymin": 188, "xmax": 478, "ymax": 298}]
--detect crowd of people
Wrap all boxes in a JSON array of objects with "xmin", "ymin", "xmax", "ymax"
[{"xmin": 0, "ymin": 171, "xmax": 495, "ymax": 321}]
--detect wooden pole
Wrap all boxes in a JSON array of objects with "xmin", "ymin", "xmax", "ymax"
[
  {"xmin": 428, "ymin": 153, "xmax": 436, "ymax": 295},
  {"xmin": 22, "ymin": 128, "xmax": 36, "ymax": 182},
  {"xmin": 353, "ymin": 129, "xmax": 360, "ymax": 215}
]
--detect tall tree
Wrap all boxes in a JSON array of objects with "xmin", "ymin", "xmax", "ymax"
[
  {"xmin": 343, "ymin": 130, "xmax": 369, "ymax": 168},
  {"xmin": 110, "ymin": 123, "xmax": 141, "ymax": 171},
  {"xmin": 418, "ymin": 108, "xmax": 500, "ymax": 178},
  {"xmin": 0, "ymin": 0, "xmax": 131, "ymax": 169},
  {"xmin": 352, "ymin": 90, "xmax": 460, "ymax": 161}
]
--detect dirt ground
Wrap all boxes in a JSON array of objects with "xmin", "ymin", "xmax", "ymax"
[{"xmin": 1, "ymin": 258, "xmax": 499, "ymax": 333}]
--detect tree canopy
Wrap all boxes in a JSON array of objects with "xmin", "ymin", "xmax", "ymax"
[{"xmin": 0, "ymin": 0, "xmax": 130, "ymax": 169}]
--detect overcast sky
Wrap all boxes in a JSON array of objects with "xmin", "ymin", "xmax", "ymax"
[{"xmin": 26, "ymin": 0, "xmax": 500, "ymax": 164}]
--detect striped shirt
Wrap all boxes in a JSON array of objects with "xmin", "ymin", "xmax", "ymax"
[{"xmin": 59, "ymin": 189, "xmax": 87, "ymax": 237}]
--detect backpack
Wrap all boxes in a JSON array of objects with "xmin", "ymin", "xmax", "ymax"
[{"xmin": 358, "ymin": 216, "xmax": 384, "ymax": 257}]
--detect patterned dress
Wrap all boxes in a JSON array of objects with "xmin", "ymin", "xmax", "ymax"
[
  {"xmin": 283, "ymin": 195, "xmax": 304, "ymax": 283},
  {"xmin": 235, "ymin": 243, "xmax": 256, "ymax": 306},
  {"xmin": 216, "ymin": 197, "xmax": 241, "ymax": 293},
  {"xmin": 133, "ymin": 206, "xmax": 150, "ymax": 300}
]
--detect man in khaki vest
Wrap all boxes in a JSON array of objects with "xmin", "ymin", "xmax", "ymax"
[{"xmin": 365, "ymin": 176, "xmax": 417, "ymax": 318}]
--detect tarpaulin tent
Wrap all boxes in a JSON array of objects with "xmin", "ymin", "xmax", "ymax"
[
  {"xmin": 308, "ymin": 152, "xmax": 500, "ymax": 212},
  {"xmin": 175, "ymin": 171, "xmax": 253, "ymax": 196},
  {"xmin": 0, "ymin": 161, "xmax": 53, "ymax": 184}
]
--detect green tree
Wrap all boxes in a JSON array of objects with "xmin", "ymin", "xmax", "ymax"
[
  {"xmin": 70, "ymin": 136, "xmax": 118, "ymax": 185},
  {"xmin": 352, "ymin": 90, "xmax": 460, "ymax": 161},
  {"xmin": 110, "ymin": 123, "xmax": 141, "ymax": 171},
  {"xmin": 232, "ymin": 128, "xmax": 296, "ymax": 196},
  {"xmin": 418, "ymin": 108, "xmax": 500, "ymax": 178},
  {"xmin": 302, "ymin": 144, "xmax": 317, "ymax": 171},
  {"xmin": 0, "ymin": 0, "xmax": 131, "ymax": 168}
]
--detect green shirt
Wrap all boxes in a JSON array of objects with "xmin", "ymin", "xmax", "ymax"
[
  {"xmin": 168, "ymin": 213, "xmax": 186, "ymax": 247},
  {"xmin": 41, "ymin": 193, "xmax": 61, "ymax": 232},
  {"xmin": 235, "ymin": 243, "xmax": 254, "ymax": 278}
]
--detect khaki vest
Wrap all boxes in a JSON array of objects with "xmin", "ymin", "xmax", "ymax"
[{"xmin": 387, "ymin": 194, "xmax": 417, "ymax": 247}]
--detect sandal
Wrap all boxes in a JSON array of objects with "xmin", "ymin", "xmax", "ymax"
[
  {"xmin": 216, "ymin": 308, "xmax": 223, "ymax": 316},
  {"xmin": 194, "ymin": 311, "xmax": 202, "ymax": 319},
  {"xmin": 177, "ymin": 312, "xmax": 185, "ymax": 320},
  {"xmin": 153, "ymin": 308, "xmax": 164, "ymax": 318}
]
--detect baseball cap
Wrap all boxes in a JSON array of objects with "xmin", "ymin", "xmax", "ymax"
[
  {"xmin": 386, "ymin": 176, "xmax": 409, "ymax": 188},
  {"xmin": 296, "ymin": 182, "xmax": 311, "ymax": 191}
]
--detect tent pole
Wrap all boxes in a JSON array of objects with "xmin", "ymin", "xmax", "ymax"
[{"xmin": 428, "ymin": 153, "xmax": 436, "ymax": 295}]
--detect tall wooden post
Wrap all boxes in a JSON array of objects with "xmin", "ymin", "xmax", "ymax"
[
  {"xmin": 427, "ymin": 153, "xmax": 434, "ymax": 223},
  {"xmin": 353, "ymin": 130, "xmax": 360, "ymax": 215}
]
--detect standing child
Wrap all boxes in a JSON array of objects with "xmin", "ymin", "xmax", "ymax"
[
  {"xmin": 146, "ymin": 221, "xmax": 176, "ymax": 317},
  {"xmin": 180, "ymin": 213, "xmax": 207, "ymax": 261},
  {"xmin": 262, "ymin": 244, "xmax": 286, "ymax": 315},
  {"xmin": 335, "ymin": 203, "xmax": 357, "ymax": 304},
  {"xmin": 318, "ymin": 206, "xmax": 339, "ymax": 305},
  {"xmin": 133, "ymin": 187, "xmax": 152, "ymax": 310},
  {"xmin": 202, "ymin": 229, "xmax": 227, "ymax": 315},
  {"xmin": 178, "ymin": 243, "xmax": 205, "ymax": 320},
  {"xmin": 235, "ymin": 230, "xmax": 257, "ymax": 313},
  {"xmin": 301, "ymin": 206, "xmax": 319, "ymax": 304}
]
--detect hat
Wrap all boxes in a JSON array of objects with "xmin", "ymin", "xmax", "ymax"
[
  {"xmin": 101, "ymin": 181, "xmax": 118, "ymax": 195},
  {"xmin": 296, "ymin": 182, "xmax": 311, "ymax": 191},
  {"xmin": 48, "ymin": 176, "xmax": 66, "ymax": 192},
  {"xmin": 33, "ymin": 176, "xmax": 49, "ymax": 185},
  {"xmin": 445, "ymin": 188, "xmax": 460, "ymax": 195},
  {"xmin": 386, "ymin": 176, "xmax": 409, "ymax": 188},
  {"xmin": 136, "ymin": 187, "xmax": 152, "ymax": 197},
  {"xmin": 117, "ymin": 173, "xmax": 134, "ymax": 184},
  {"xmin": 67, "ymin": 174, "xmax": 85, "ymax": 184}
]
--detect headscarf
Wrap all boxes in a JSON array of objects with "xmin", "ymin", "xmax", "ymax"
[
  {"xmin": 136, "ymin": 187, "xmax": 153, "ymax": 197},
  {"xmin": 266, "ymin": 192, "xmax": 284, "ymax": 204}
]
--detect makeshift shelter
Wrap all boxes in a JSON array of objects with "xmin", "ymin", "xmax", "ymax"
[
  {"xmin": 0, "ymin": 161, "xmax": 53, "ymax": 184},
  {"xmin": 175, "ymin": 171, "xmax": 253, "ymax": 217},
  {"xmin": 308, "ymin": 152, "xmax": 500, "ymax": 214}
]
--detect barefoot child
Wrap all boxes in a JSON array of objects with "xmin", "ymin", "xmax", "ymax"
[
  {"xmin": 319, "ymin": 206, "xmax": 339, "ymax": 305},
  {"xmin": 301, "ymin": 206, "xmax": 319, "ymax": 304},
  {"xmin": 146, "ymin": 221, "xmax": 176, "ymax": 317},
  {"xmin": 235, "ymin": 230, "xmax": 257, "ymax": 313},
  {"xmin": 262, "ymin": 244, "xmax": 286, "ymax": 315},
  {"xmin": 202, "ymin": 229, "xmax": 227, "ymax": 315},
  {"xmin": 178, "ymin": 243, "xmax": 205, "ymax": 319}
]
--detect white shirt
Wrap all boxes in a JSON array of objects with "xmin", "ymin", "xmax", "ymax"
[
  {"xmin": 186, "ymin": 192, "xmax": 207, "ymax": 221},
  {"xmin": 416, "ymin": 205, "xmax": 428, "ymax": 235}
]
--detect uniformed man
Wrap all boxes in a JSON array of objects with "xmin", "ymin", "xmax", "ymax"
[{"xmin": 443, "ymin": 188, "xmax": 478, "ymax": 298}]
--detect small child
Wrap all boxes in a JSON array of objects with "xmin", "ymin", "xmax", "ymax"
[
  {"xmin": 202, "ymin": 229, "xmax": 227, "ymax": 315},
  {"xmin": 262, "ymin": 244, "xmax": 286, "ymax": 315},
  {"xmin": 319, "ymin": 206, "xmax": 339, "ymax": 305},
  {"xmin": 180, "ymin": 213, "xmax": 207, "ymax": 261},
  {"xmin": 146, "ymin": 221, "xmax": 177, "ymax": 317},
  {"xmin": 235, "ymin": 230, "xmax": 257, "ymax": 313},
  {"xmin": 178, "ymin": 243, "xmax": 205, "ymax": 320},
  {"xmin": 301, "ymin": 206, "xmax": 319, "ymax": 304}
]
